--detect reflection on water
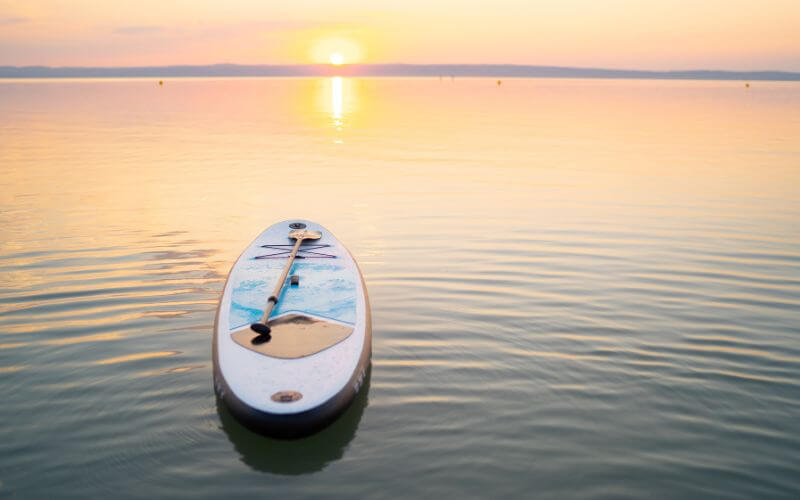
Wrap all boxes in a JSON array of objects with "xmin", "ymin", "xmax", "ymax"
[
  {"xmin": 327, "ymin": 76, "xmax": 347, "ymax": 142},
  {"xmin": 0, "ymin": 77, "xmax": 798, "ymax": 498},
  {"xmin": 332, "ymin": 77, "xmax": 343, "ymax": 121},
  {"xmin": 217, "ymin": 368, "xmax": 370, "ymax": 475},
  {"xmin": 331, "ymin": 76, "xmax": 343, "ymax": 143}
]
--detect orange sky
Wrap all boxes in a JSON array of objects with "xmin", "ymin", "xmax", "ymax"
[{"xmin": 1, "ymin": 0, "xmax": 799, "ymax": 70}]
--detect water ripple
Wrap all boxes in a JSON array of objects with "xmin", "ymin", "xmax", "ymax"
[{"xmin": 2, "ymin": 77, "xmax": 799, "ymax": 499}]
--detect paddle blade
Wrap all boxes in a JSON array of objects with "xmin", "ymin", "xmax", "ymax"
[{"xmin": 289, "ymin": 229, "xmax": 322, "ymax": 241}]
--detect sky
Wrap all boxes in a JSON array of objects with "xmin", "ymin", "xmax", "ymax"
[{"xmin": 1, "ymin": 0, "xmax": 799, "ymax": 70}]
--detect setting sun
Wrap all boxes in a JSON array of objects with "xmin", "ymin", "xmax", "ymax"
[
  {"xmin": 330, "ymin": 53, "xmax": 345, "ymax": 66},
  {"xmin": 308, "ymin": 37, "xmax": 364, "ymax": 65}
]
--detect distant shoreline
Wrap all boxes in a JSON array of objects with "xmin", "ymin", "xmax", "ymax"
[{"xmin": 1, "ymin": 64, "xmax": 799, "ymax": 81}]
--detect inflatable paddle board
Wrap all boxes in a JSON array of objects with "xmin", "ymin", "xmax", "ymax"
[{"xmin": 213, "ymin": 220, "xmax": 371, "ymax": 438}]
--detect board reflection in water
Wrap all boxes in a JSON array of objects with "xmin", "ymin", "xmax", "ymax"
[{"xmin": 216, "ymin": 368, "xmax": 371, "ymax": 475}]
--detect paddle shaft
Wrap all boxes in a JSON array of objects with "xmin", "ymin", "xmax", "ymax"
[{"xmin": 256, "ymin": 236, "xmax": 304, "ymax": 325}]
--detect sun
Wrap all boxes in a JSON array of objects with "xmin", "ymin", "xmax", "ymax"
[
  {"xmin": 308, "ymin": 37, "xmax": 363, "ymax": 65},
  {"xmin": 329, "ymin": 53, "xmax": 345, "ymax": 66}
]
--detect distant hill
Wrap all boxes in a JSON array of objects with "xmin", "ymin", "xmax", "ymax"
[{"xmin": 1, "ymin": 64, "xmax": 798, "ymax": 81}]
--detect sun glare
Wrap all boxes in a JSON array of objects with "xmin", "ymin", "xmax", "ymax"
[
  {"xmin": 309, "ymin": 37, "xmax": 363, "ymax": 65},
  {"xmin": 330, "ymin": 53, "xmax": 345, "ymax": 66}
]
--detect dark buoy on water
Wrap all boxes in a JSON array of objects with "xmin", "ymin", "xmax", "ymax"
[
  {"xmin": 159, "ymin": 80, "xmax": 163, "ymax": 86},
  {"xmin": 745, "ymin": 82, "xmax": 750, "ymax": 88},
  {"xmin": 497, "ymin": 80, "xmax": 502, "ymax": 86}
]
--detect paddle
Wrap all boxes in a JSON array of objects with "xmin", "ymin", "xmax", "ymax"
[{"xmin": 250, "ymin": 228, "xmax": 323, "ymax": 340}]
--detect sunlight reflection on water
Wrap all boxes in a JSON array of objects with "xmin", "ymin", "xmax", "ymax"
[{"xmin": 0, "ymin": 77, "xmax": 799, "ymax": 498}]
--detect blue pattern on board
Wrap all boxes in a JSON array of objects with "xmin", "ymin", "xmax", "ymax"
[{"xmin": 228, "ymin": 257, "xmax": 357, "ymax": 330}]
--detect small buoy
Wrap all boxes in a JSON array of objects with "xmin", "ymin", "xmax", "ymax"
[
  {"xmin": 745, "ymin": 82, "xmax": 750, "ymax": 88},
  {"xmin": 159, "ymin": 80, "xmax": 163, "ymax": 86},
  {"xmin": 497, "ymin": 80, "xmax": 502, "ymax": 86}
]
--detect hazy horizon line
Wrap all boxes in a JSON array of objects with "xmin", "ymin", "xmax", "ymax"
[{"xmin": 2, "ymin": 63, "xmax": 799, "ymax": 81}]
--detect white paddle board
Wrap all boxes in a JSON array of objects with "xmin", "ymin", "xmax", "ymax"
[{"xmin": 213, "ymin": 220, "xmax": 371, "ymax": 438}]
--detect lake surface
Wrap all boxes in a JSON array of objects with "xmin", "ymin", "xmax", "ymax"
[{"xmin": 1, "ymin": 77, "xmax": 799, "ymax": 499}]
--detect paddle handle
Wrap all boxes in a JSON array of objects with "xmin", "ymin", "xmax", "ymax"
[{"xmin": 256, "ymin": 236, "xmax": 303, "ymax": 325}]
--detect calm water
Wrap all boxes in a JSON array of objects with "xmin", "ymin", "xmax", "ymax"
[{"xmin": 1, "ymin": 77, "xmax": 799, "ymax": 499}]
